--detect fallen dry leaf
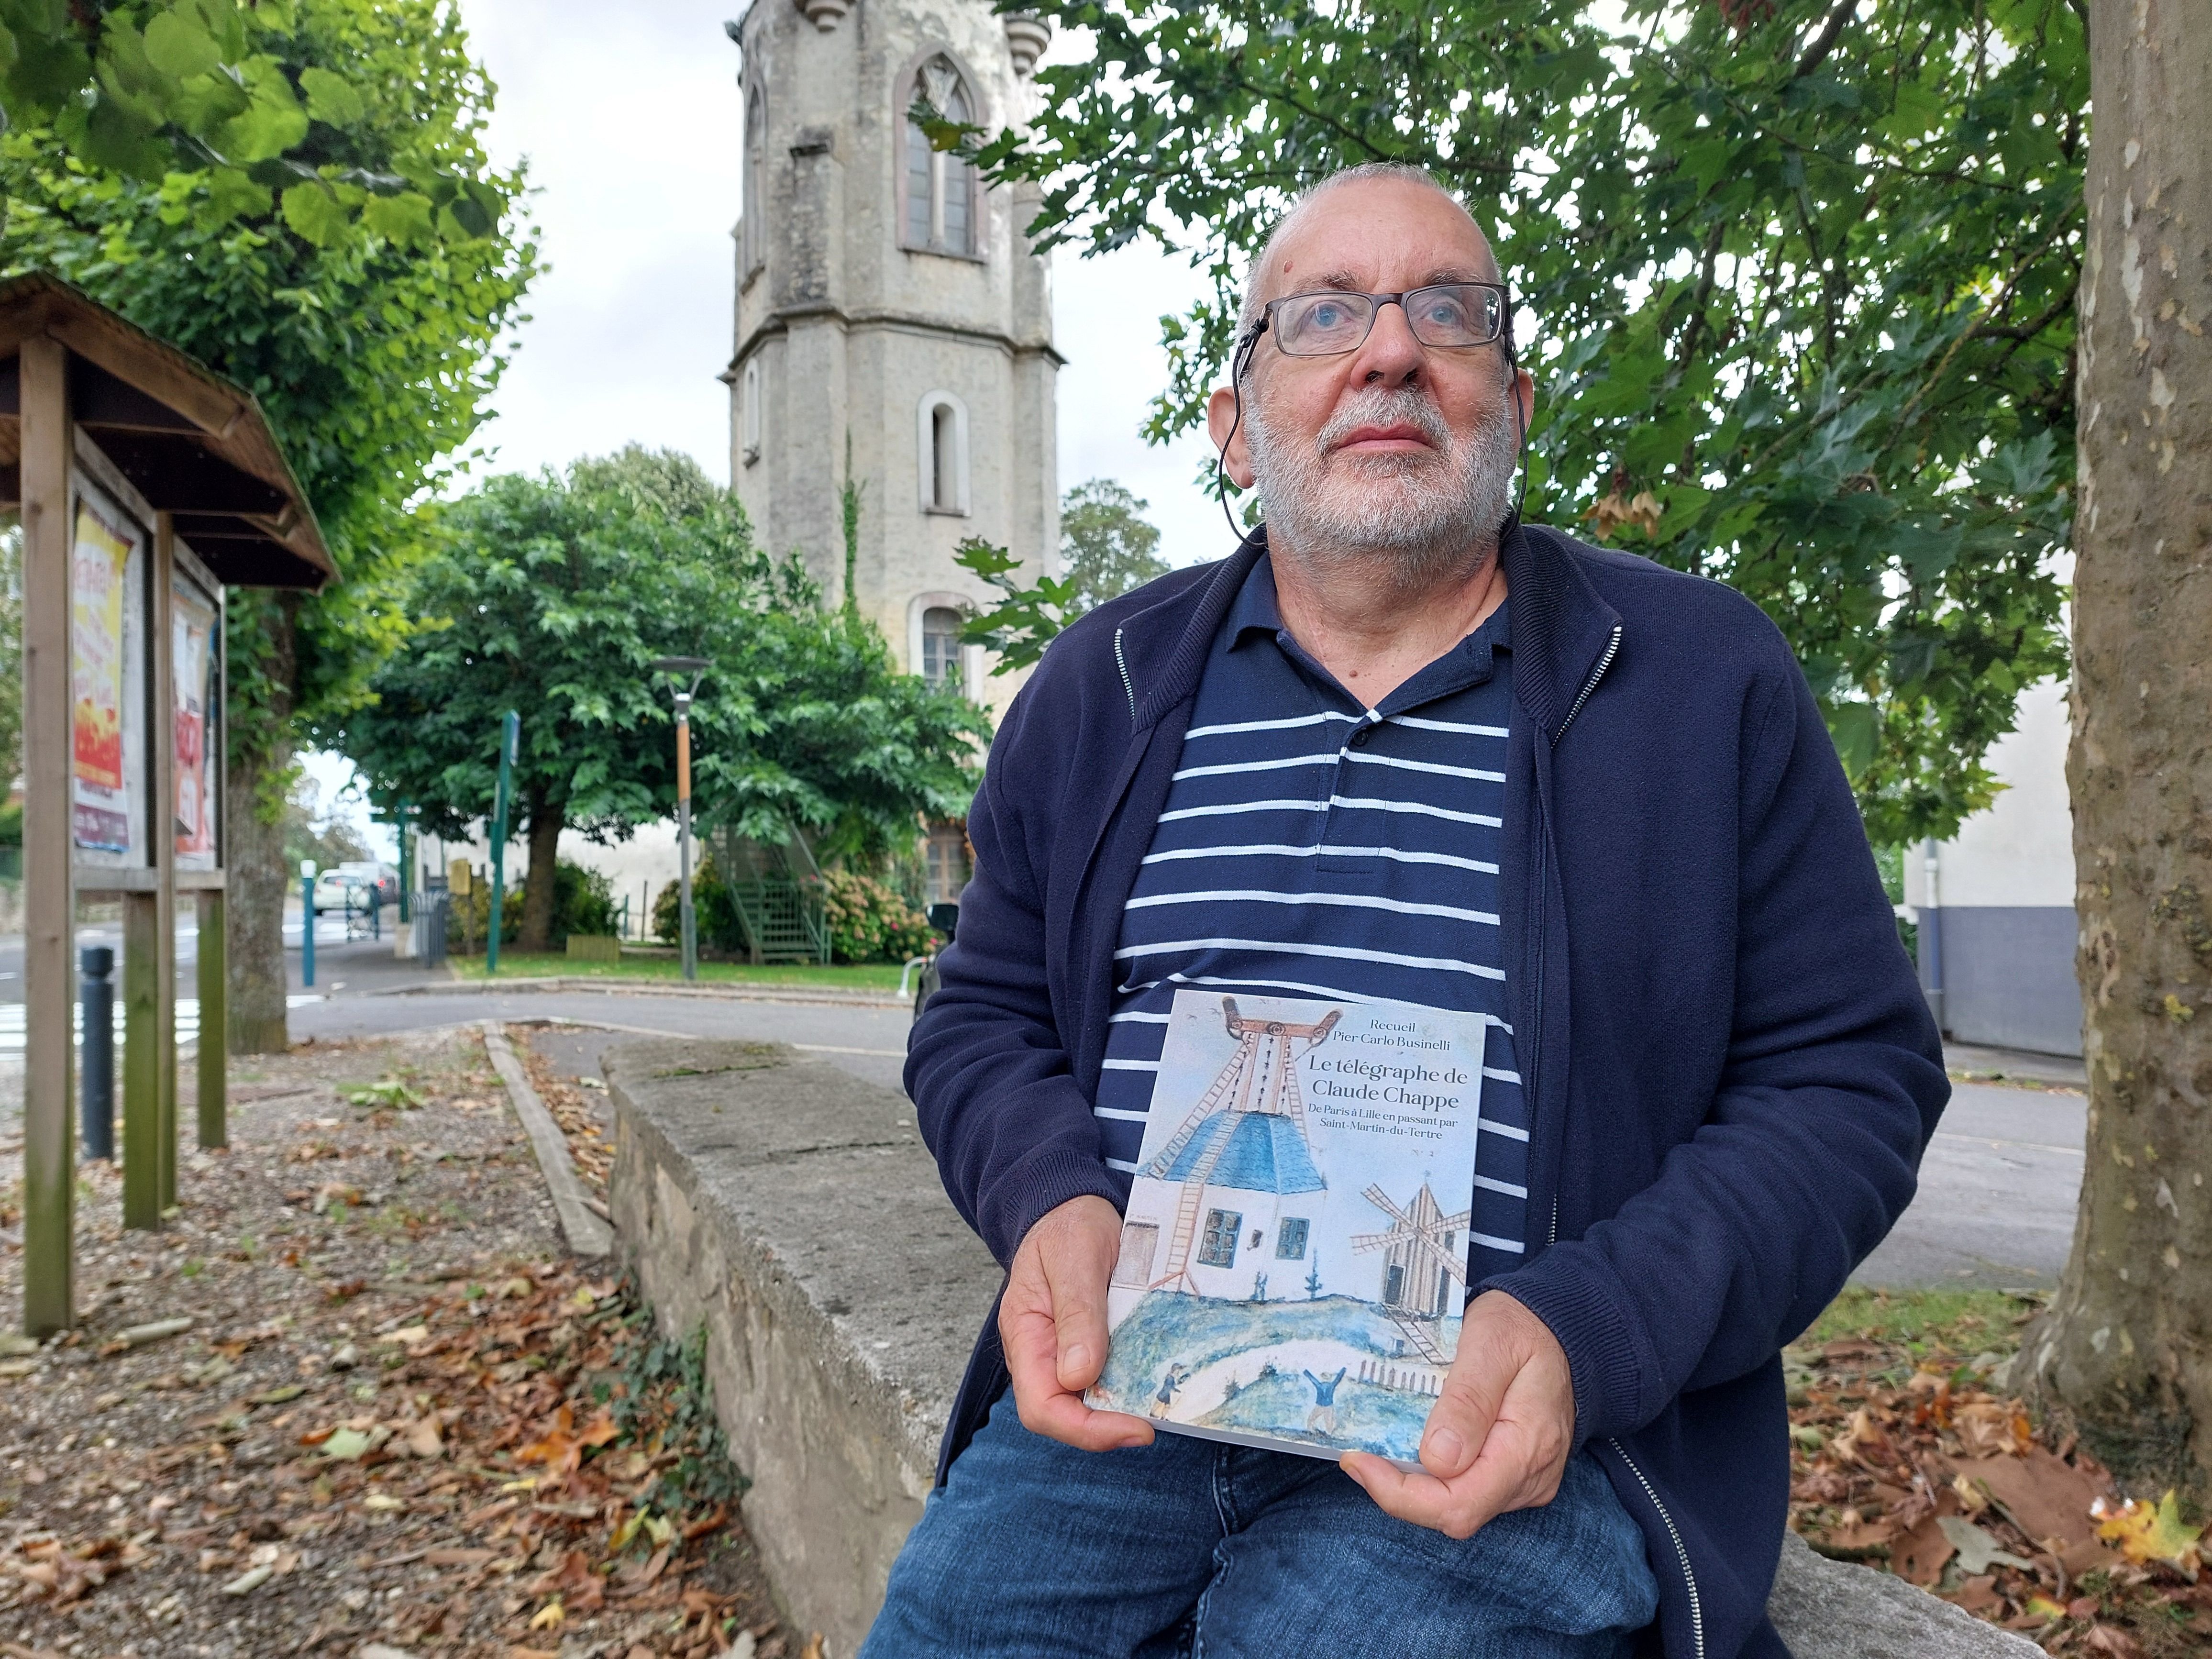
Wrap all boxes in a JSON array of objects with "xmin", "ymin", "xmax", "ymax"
[
  {"xmin": 2094, "ymin": 1490, "xmax": 2204, "ymax": 1577},
  {"xmin": 1891, "ymin": 1512, "xmax": 1957, "ymax": 1587}
]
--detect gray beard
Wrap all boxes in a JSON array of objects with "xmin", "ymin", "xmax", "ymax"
[{"xmin": 1245, "ymin": 385, "xmax": 1520, "ymax": 590}]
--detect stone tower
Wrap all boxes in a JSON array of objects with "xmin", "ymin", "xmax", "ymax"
[{"xmin": 724, "ymin": 0, "xmax": 1059, "ymax": 714}]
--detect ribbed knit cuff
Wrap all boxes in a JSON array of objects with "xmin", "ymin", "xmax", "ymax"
[
  {"xmin": 977, "ymin": 1148, "xmax": 1126, "ymax": 1269},
  {"xmin": 1481, "ymin": 1244, "xmax": 1658, "ymax": 1446}
]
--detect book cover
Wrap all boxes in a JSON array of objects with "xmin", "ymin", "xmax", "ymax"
[{"xmin": 1086, "ymin": 989, "xmax": 1486, "ymax": 1467}]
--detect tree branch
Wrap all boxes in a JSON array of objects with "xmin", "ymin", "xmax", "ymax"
[{"xmin": 1792, "ymin": 0, "xmax": 1859, "ymax": 81}]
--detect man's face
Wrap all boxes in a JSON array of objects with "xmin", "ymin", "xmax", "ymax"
[{"xmin": 1206, "ymin": 178, "xmax": 1535, "ymax": 568}]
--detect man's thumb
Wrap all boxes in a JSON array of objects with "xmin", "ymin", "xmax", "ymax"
[{"xmin": 1423, "ymin": 1370, "xmax": 1501, "ymax": 1480}]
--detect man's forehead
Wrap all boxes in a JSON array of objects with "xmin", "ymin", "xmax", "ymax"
[{"xmin": 1261, "ymin": 182, "xmax": 1497, "ymax": 295}]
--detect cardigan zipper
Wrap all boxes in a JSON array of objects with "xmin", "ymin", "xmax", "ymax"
[
  {"xmin": 1114, "ymin": 626, "xmax": 1136, "ymax": 722},
  {"xmin": 1555, "ymin": 623, "xmax": 1622, "ymax": 743},
  {"xmin": 1537, "ymin": 622, "xmax": 1618, "ymax": 1244},
  {"xmin": 1612, "ymin": 1438, "xmax": 1705, "ymax": 1659}
]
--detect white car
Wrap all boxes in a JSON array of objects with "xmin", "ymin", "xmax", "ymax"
[{"xmin": 312, "ymin": 862, "xmax": 399, "ymax": 913}]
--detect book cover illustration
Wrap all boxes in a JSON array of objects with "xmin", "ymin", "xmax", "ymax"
[{"xmin": 1087, "ymin": 989, "xmax": 1484, "ymax": 1466}]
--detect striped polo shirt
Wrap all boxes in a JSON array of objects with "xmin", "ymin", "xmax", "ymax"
[{"xmin": 1095, "ymin": 555, "xmax": 1531, "ymax": 1284}]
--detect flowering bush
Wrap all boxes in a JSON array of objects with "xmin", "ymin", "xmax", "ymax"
[{"xmin": 822, "ymin": 869, "xmax": 937, "ymax": 963}]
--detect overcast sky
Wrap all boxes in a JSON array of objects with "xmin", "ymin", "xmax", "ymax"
[
  {"xmin": 312, "ymin": 0, "xmax": 1230, "ymax": 845},
  {"xmin": 450, "ymin": 0, "xmax": 1227, "ymax": 566}
]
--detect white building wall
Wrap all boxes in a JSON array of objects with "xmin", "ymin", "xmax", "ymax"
[{"xmin": 1902, "ymin": 678, "xmax": 2082, "ymax": 1056}]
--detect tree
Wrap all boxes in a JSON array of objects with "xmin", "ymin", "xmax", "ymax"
[
  {"xmin": 280, "ymin": 774, "xmax": 369, "ymax": 875},
  {"xmin": 962, "ymin": 0, "xmax": 2080, "ymax": 844},
  {"xmin": 0, "ymin": 0, "xmax": 500, "ymax": 242},
  {"xmin": 956, "ymin": 477, "xmax": 1166, "ymax": 672},
  {"xmin": 336, "ymin": 449, "xmax": 989, "ymax": 950},
  {"xmin": 2014, "ymin": 3, "xmax": 2212, "ymax": 1504},
  {"xmin": 0, "ymin": 0, "xmax": 536, "ymax": 1048},
  {"xmin": 1060, "ymin": 478, "xmax": 1168, "ymax": 616}
]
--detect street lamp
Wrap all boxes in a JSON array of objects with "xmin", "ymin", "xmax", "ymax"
[{"xmin": 649, "ymin": 656, "xmax": 711, "ymax": 982}]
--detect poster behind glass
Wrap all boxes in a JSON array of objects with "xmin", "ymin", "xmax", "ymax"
[
  {"xmin": 71, "ymin": 489, "xmax": 146, "ymax": 860},
  {"xmin": 173, "ymin": 575, "xmax": 219, "ymax": 869}
]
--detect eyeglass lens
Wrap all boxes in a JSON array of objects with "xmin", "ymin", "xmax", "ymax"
[{"xmin": 1272, "ymin": 284, "xmax": 1504, "ymax": 356}]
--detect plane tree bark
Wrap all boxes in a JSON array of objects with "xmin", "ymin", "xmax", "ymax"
[{"xmin": 2016, "ymin": 0, "xmax": 2212, "ymax": 1500}]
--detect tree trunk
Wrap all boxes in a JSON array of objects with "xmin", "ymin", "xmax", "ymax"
[
  {"xmin": 518, "ymin": 807, "xmax": 562, "ymax": 953},
  {"xmin": 225, "ymin": 598, "xmax": 298, "ymax": 1056},
  {"xmin": 2016, "ymin": 0, "xmax": 2212, "ymax": 1501}
]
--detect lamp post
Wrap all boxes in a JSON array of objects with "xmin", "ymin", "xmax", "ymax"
[{"xmin": 649, "ymin": 657, "xmax": 710, "ymax": 982}]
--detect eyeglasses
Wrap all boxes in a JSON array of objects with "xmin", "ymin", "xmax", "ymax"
[{"xmin": 1259, "ymin": 283, "xmax": 1509, "ymax": 356}]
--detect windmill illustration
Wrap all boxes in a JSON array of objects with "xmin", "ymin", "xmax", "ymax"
[
  {"xmin": 1138, "ymin": 998, "xmax": 1340, "ymax": 1294},
  {"xmin": 1351, "ymin": 1182, "xmax": 1470, "ymax": 1364}
]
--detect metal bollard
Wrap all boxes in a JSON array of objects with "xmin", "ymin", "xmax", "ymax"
[{"xmin": 79, "ymin": 945, "xmax": 115, "ymax": 1162}]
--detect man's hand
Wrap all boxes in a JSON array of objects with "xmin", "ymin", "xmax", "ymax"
[
  {"xmin": 1340, "ymin": 1290, "xmax": 1574, "ymax": 1538},
  {"xmin": 999, "ymin": 1195, "xmax": 1155, "ymax": 1451}
]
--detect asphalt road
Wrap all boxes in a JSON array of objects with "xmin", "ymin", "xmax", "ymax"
[
  {"xmin": 1851, "ymin": 1080, "xmax": 2085, "ymax": 1292},
  {"xmin": 9, "ymin": 929, "xmax": 2087, "ymax": 1291}
]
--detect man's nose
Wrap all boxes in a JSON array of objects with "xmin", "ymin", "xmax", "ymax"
[{"xmin": 1349, "ymin": 297, "xmax": 1426, "ymax": 385}]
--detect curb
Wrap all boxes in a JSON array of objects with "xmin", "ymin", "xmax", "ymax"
[
  {"xmin": 372, "ymin": 976, "xmax": 910, "ymax": 1010},
  {"xmin": 480, "ymin": 1019, "xmax": 613, "ymax": 1259}
]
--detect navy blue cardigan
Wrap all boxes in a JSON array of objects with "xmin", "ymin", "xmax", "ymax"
[{"xmin": 906, "ymin": 520, "xmax": 1948, "ymax": 1659}]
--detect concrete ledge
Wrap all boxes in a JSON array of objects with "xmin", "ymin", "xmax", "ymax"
[
  {"xmin": 606, "ymin": 1039, "xmax": 996, "ymax": 1656},
  {"xmin": 608, "ymin": 1039, "xmax": 2038, "ymax": 1659}
]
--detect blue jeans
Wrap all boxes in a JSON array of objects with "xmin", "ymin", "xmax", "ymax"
[{"xmin": 862, "ymin": 1389, "xmax": 1658, "ymax": 1659}]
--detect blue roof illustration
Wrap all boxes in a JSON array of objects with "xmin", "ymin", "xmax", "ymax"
[{"xmin": 1150, "ymin": 1110, "xmax": 1326, "ymax": 1195}]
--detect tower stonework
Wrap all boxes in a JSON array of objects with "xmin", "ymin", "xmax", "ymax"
[{"xmin": 726, "ymin": 0, "xmax": 1059, "ymax": 712}]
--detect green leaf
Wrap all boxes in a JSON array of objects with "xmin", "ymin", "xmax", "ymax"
[
  {"xmin": 319, "ymin": 1426, "xmax": 376, "ymax": 1460},
  {"xmin": 213, "ymin": 57, "xmax": 309, "ymax": 162},
  {"xmin": 361, "ymin": 189, "xmax": 435, "ymax": 247},
  {"xmin": 76, "ymin": 95, "xmax": 171, "ymax": 181},
  {"xmin": 199, "ymin": 166, "xmax": 272, "ymax": 224},
  {"xmin": 280, "ymin": 179, "xmax": 351, "ymax": 247},
  {"xmin": 1822, "ymin": 701, "xmax": 1881, "ymax": 783},
  {"xmin": 144, "ymin": 11, "xmax": 223, "ymax": 79},
  {"xmin": 298, "ymin": 65, "xmax": 364, "ymax": 127}
]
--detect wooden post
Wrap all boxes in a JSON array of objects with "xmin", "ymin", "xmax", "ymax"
[
  {"xmin": 197, "ymin": 889, "xmax": 227, "ymax": 1148},
  {"xmin": 20, "ymin": 334, "xmax": 75, "ymax": 1336},
  {"xmin": 151, "ymin": 515, "xmax": 177, "ymax": 1212},
  {"xmin": 121, "ymin": 891, "xmax": 160, "ymax": 1230}
]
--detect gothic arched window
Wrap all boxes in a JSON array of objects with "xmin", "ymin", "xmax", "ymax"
[
  {"xmin": 902, "ymin": 55, "xmax": 979, "ymax": 258},
  {"xmin": 741, "ymin": 81, "xmax": 766, "ymax": 280}
]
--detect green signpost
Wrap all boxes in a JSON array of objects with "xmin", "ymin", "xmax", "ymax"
[{"xmin": 486, "ymin": 711, "xmax": 519, "ymax": 974}]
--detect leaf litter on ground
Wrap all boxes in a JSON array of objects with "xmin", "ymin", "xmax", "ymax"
[
  {"xmin": 0, "ymin": 1026, "xmax": 798, "ymax": 1658},
  {"xmin": 1787, "ymin": 1287, "xmax": 2212, "ymax": 1655}
]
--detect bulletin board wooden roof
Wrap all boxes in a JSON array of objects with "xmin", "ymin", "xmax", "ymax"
[{"xmin": 0, "ymin": 271, "xmax": 335, "ymax": 590}]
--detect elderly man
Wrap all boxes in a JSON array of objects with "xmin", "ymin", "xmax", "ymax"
[{"xmin": 868, "ymin": 164, "xmax": 1946, "ymax": 1659}]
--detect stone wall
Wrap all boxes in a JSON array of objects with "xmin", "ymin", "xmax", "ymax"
[
  {"xmin": 605, "ymin": 1040, "xmax": 996, "ymax": 1656},
  {"xmin": 607, "ymin": 1037, "xmax": 2040, "ymax": 1659}
]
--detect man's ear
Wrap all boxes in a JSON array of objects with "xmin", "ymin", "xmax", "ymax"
[
  {"xmin": 1206, "ymin": 385, "xmax": 1257, "ymax": 490},
  {"xmin": 1514, "ymin": 365, "xmax": 1535, "ymax": 433}
]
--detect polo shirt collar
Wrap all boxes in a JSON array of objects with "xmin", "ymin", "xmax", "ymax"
[{"xmin": 1226, "ymin": 553, "xmax": 1510, "ymax": 714}]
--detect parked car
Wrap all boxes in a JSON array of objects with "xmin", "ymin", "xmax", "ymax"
[
  {"xmin": 312, "ymin": 861, "xmax": 399, "ymax": 913},
  {"xmin": 913, "ymin": 903, "xmax": 958, "ymax": 1018}
]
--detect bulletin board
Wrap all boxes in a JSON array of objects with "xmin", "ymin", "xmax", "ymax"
[{"xmin": 69, "ymin": 482, "xmax": 148, "ymax": 866}]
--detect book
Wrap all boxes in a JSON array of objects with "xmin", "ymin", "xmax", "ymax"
[{"xmin": 1085, "ymin": 989, "xmax": 1486, "ymax": 1467}]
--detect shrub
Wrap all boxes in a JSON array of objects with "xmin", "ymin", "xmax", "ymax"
[
  {"xmin": 551, "ymin": 861, "xmax": 619, "ymax": 943},
  {"xmin": 822, "ymin": 868, "xmax": 937, "ymax": 963}
]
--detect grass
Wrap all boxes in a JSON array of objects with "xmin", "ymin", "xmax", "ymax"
[
  {"xmin": 447, "ymin": 951, "xmax": 913, "ymax": 991},
  {"xmin": 1790, "ymin": 1284, "xmax": 2035, "ymax": 1361}
]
